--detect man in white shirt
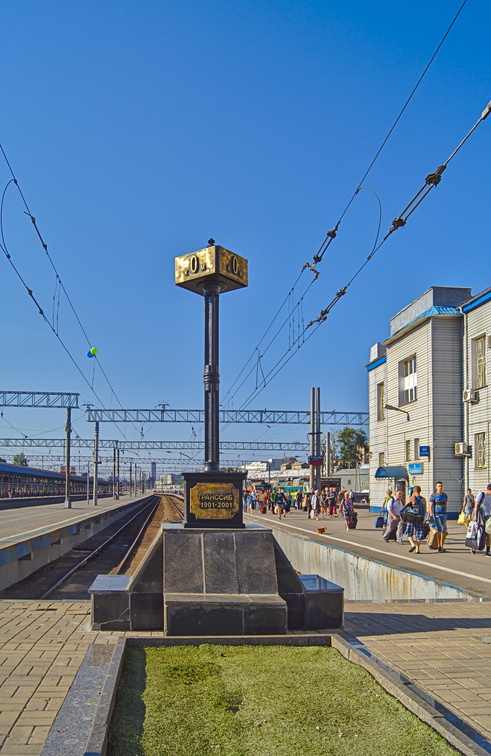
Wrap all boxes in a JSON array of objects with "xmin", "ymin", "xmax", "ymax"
[{"xmin": 383, "ymin": 490, "xmax": 405, "ymax": 544}]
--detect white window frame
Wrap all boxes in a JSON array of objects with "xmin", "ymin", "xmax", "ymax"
[
  {"xmin": 399, "ymin": 355, "xmax": 417, "ymax": 405},
  {"xmin": 472, "ymin": 335, "xmax": 487, "ymax": 390},
  {"xmin": 475, "ymin": 432, "xmax": 486, "ymax": 469},
  {"xmin": 377, "ymin": 382, "xmax": 385, "ymax": 421}
]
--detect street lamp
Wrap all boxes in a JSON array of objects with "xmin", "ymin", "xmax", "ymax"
[{"xmin": 384, "ymin": 403, "xmax": 410, "ymax": 422}]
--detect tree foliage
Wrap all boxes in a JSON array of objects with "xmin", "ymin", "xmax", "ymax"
[
  {"xmin": 330, "ymin": 427, "xmax": 368, "ymax": 471},
  {"xmin": 13, "ymin": 452, "xmax": 29, "ymax": 466}
]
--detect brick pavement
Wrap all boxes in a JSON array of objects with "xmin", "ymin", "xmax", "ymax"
[
  {"xmin": 0, "ymin": 600, "xmax": 113, "ymax": 755},
  {"xmin": 343, "ymin": 600, "xmax": 491, "ymax": 741},
  {"xmin": 2, "ymin": 599, "xmax": 491, "ymax": 753}
]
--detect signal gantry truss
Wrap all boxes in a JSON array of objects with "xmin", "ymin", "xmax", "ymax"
[
  {"xmin": 0, "ymin": 391, "xmax": 80, "ymax": 408},
  {"xmin": 85, "ymin": 408, "xmax": 368, "ymax": 425}
]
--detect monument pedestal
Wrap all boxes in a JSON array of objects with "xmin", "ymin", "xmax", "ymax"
[
  {"xmin": 162, "ymin": 523, "xmax": 286, "ymax": 635},
  {"xmin": 89, "ymin": 523, "xmax": 344, "ymax": 634}
]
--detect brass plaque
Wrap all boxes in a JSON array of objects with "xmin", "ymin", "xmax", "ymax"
[
  {"xmin": 190, "ymin": 482, "xmax": 239, "ymax": 520},
  {"xmin": 217, "ymin": 247, "xmax": 248, "ymax": 288},
  {"xmin": 175, "ymin": 245, "xmax": 248, "ymax": 294}
]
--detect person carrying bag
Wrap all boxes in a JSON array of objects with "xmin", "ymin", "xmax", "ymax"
[{"xmin": 401, "ymin": 485, "xmax": 426, "ymax": 554}]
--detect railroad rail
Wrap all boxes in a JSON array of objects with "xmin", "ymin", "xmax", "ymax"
[
  {"xmin": 0, "ymin": 495, "xmax": 183, "ymax": 601},
  {"xmin": 39, "ymin": 495, "xmax": 161, "ymax": 599}
]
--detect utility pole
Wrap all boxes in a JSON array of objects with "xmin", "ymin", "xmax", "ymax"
[
  {"xmin": 64, "ymin": 407, "xmax": 72, "ymax": 508},
  {"xmin": 325, "ymin": 431, "xmax": 330, "ymax": 478},
  {"xmin": 129, "ymin": 461, "xmax": 133, "ymax": 497},
  {"xmin": 112, "ymin": 447, "xmax": 116, "ymax": 499},
  {"xmin": 116, "ymin": 446, "xmax": 120, "ymax": 499},
  {"xmin": 93, "ymin": 421, "xmax": 99, "ymax": 506},
  {"xmin": 309, "ymin": 387, "xmax": 322, "ymax": 491}
]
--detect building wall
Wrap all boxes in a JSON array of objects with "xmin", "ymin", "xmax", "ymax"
[
  {"xmin": 368, "ymin": 316, "xmax": 463, "ymax": 512},
  {"xmin": 368, "ymin": 356, "xmax": 388, "ymax": 506},
  {"xmin": 464, "ymin": 297, "xmax": 491, "ymax": 494},
  {"xmin": 430, "ymin": 317, "xmax": 464, "ymax": 510},
  {"xmin": 368, "ymin": 286, "xmax": 491, "ymax": 512}
]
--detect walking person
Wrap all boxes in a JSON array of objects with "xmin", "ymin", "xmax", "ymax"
[
  {"xmin": 274, "ymin": 488, "xmax": 287, "ymax": 519},
  {"xmin": 463, "ymin": 489, "xmax": 475, "ymax": 518},
  {"xmin": 327, "ymin": 486, "xmax": 338, "ymax": 517},
  {"xmin": 404, "ymin": 485, "xmax": 426, "ymax": 554},
  {"xmin": 429, "ymin": 481, "xmax": 448, "ymax": 553},
  {"xmin": 383, "ymin": 490, "xmax": 405, "ymax": 544},
  {"xmin": 295, "ymin": 490, "xmax": 303, "ymax": 510},
  {"xmin": 473, "ymin": 484, "xmax": 491, "ymax": 556},
  {"xmin": 340, "ymin": 491, "xmax": 355, "ymax": 531},
  {"xmin": 310, "ymin": 490, "xmax": 321, "ymax": 520}
]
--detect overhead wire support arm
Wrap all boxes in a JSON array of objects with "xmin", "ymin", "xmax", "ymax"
[
  {"xmin": 388, "ymin": 99, "xmax": 491, "ymax": 235},
  {"xmin": 304, "ymin": 98, "xmax": 491, "ymax": 337}
]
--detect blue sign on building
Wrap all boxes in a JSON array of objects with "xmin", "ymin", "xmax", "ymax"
[
  {"xmin": 419, "ymin": 446, "xmax": 430, "ymax": 457},
  {"xmin": 408, "ymin": 463, "xmax": 423, "ymax": 474}
]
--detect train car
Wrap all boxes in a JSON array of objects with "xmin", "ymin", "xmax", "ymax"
[{"xmin": 0, "ymin": 462, "xmax": 111, "ymax": 499}]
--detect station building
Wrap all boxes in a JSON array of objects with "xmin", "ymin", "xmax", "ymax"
[{"xmin": 367, "ymin": 285, "xmax": 491, "ymax": 515}]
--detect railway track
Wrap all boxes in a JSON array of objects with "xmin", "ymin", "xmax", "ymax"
[{"xmin": 0, "ymin": 494, "xmax": 184, "ymax": 601}]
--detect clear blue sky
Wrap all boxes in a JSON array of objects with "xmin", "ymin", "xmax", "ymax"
[{"xmin": 0, "ymin": 1, "xmax": 489, "ymax": 469}]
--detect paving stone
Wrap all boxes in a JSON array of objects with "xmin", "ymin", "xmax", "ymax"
[
  {"xmin": 28, "ymin": 726, "xmax": 51, "ymax": 745},
  {"xmin": 3, "ymin": 725, "xmax": 34, "ymax": 744}
]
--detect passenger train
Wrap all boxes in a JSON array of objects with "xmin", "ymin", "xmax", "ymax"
[{"xmin": 0, "ymin": 462, "xmax": 111, "ymax": 499}]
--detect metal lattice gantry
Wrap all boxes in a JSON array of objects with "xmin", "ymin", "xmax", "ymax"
[
  {"xmin": 85, "ymin": 408, "xmax": 368, "ymax": 425},
  {"xmin": 0, "ymin": 391, "xmax": 80, "ymax": 408},
  {"xmin": 8, "ymin": 454, "xmax": 246, "ymax": 466},
  {"xmin": 0, "ymin": 438, "xmax": 310, "ymax": 452}
]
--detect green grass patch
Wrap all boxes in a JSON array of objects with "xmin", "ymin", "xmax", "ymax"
[{"xmin": 108, "ymin": 644, "xmax": 458, "ymax": 756}]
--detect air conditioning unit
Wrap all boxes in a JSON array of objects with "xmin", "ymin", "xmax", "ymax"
[
  {"xmin": 463, "ymin": 389, "xmax": 479, "ymax": 403},
  {"xmin": 454, "ymin": 442, "xmax": 470, "ymax": 456}
]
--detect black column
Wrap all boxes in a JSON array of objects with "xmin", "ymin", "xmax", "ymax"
[{"xmin": 203, "ymin": 283, "xmax": 220, "ymax": 472}]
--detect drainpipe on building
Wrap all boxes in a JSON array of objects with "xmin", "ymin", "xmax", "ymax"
[{"xmin": 462, "ymin": 309, "xmax": 470, "ymax": 494}]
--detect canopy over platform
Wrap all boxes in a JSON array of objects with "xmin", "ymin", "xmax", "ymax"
[{"xmin": 374, "ymin": 466, "xmax": 408, "ymax": 480}]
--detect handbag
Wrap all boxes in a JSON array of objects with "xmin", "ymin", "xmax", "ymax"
[
  {"xmin": 465, "ymin": 520, "xmax": 479, "ymax": 550},
  {"xmin": 457, "ymin": 510, "xmax": 470, "ymax": 526},
  {"xmin": 485, "ymin": 518, "xmax": 491, "ymax": 535},
  {"xmin": 401, "ymin": 505, "xmax": 423, "ymax": 524}
]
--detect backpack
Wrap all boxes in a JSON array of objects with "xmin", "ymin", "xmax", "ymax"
[{"xmin": 401, "ymin": 499, "xmax": 424, "ymax": 524}]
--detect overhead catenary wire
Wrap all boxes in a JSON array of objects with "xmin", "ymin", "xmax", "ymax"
[
  {"xmin": 235, "ymin": 99, "xmax": 491, "ymax": 412},
  {"xmin": 0, "ymin": 149, "xmax": 146, "ymax": 441},
  {"xmin": 221, "ymin": 0, "xmax": 469, "ymax": 411}
]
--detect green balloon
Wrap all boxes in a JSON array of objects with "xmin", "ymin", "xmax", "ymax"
[{"xmin": 90, "ymin": 347, "xmax": 98, "ymax": 355}]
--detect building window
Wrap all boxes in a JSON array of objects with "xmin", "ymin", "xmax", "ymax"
[
  {"xmin": 378, "ymin": 452, "xmax": 385, "ymax": 467},
  {"xmin": 377, "ymin": 383, "xmax": 385, "ymax": 421},
  {"xmin": 399, "ymin": 356, "xmax": 417, "ymax": 405},
  {"xmin": 405, "ymin": 439, "xmax": 411, "ymax": 462},
  {"xmin": 473, "ymin": 335, "xmax": 486, "ymax": 389},
  {"xmin": 476, "ymin": 433, "xmax": 486, "ymax": 468},
  {"xmin": 414, "ymin": 438, "xmax": 420, "ymax": 460}
]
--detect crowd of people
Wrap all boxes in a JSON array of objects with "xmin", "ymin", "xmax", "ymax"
[
  {"xmin": 379, "ymin": 482, "xmax": 491, "ymax": 555},
  {"xmin": 243, "ymin": 485, "xmax": 358, "ymax": 529},
  {"xmin": 243, "ymin": 481, "xmax": 491, "ymax": 557}
]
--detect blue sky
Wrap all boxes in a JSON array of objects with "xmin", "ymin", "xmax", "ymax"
[{"xmin": 0, "ymin": 0, "xmax": 489, "ymax": 471}]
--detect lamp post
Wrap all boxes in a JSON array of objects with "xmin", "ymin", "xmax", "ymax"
[{"xmin": 384, "ymin": 403, "xmax": 410, "ymax": 422}]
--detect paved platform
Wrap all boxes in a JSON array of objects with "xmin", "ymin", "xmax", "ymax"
[
  {"xmin": 2, "ymin": 600, "xmax": 491, "ymax": 754},
  {"xmin": 245, "ymin": 508, "xmax": 491, "ymax": 597},
  {"xmin": 1, "ymin": 506, "xmax": 491, "ymax": 753},
  {"xmin": 0, "ymin": 494, "xmax": 147, "ymax": 548}
]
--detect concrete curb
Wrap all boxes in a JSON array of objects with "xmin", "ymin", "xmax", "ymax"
[
  {"xmin": 331, "ymin": 633, "xmax": 491, "ymax": 756},
  {"xmin": 44, "ymin": 631, "xmax": 491, "ymax": 756}
]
